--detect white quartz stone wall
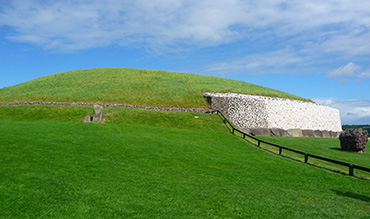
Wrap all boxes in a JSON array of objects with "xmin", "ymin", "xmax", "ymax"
[{"xmin": 204, "ymin": 93, "xmax": 342, "ymax": 132}]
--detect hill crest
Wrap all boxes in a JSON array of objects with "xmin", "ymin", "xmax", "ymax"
[{"xmin": 0, "ymin": 68, "xmax": 311, "ymax": 108}]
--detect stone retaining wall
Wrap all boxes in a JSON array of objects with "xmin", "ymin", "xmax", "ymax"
[
  {"xmin": 204, "ymin": 93, "xmax": 342, "ymax": 135},
  {"xmin": 0, "ymin": 102, "xmax": 210, "ymax": 113},
  {"xmin": 1, "ymin": 96, "xmax": 343, "ymax": 138}
]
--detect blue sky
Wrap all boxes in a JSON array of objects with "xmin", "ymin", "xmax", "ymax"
[{"xmin": 0, "ymin": 0, "xmax": 369, "ymax": 124}]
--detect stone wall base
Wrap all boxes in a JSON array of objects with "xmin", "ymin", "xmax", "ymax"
[{"xmin": 242, "ymin": 128, "xmax": 341, "ymax": 138}]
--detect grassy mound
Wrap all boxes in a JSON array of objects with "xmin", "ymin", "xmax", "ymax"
[
  {"xmin": 1, "ymin": 69, "xmax": 368, "ymax": 217},
  {"xmin": 1, "ymin": 107, "xmax": 370, "ymax": 217},
  {"xmin": 0, "ymin": 68, "xmax": 311, "ymax": 107}
]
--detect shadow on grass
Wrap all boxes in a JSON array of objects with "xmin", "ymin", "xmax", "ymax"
[
  {"xmin": 217, "ymin": 113, "xmax": 233, "ymax": 133},
  {"xmin": 256, "ymin": 145, "xmax": 352, "ymax": 176},
  {"xmin": 332, "ymin": 190, "xmax": 370, "ymax": 202},
  {"xmin": 330, "ymin": 147, "xmax": 356, "ymax": 153},
  {"xmin": 330, "ymin": 147, "xmax": 368, "ymax": 154}
]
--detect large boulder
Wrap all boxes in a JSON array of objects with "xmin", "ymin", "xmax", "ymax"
[
  {"xmin": 339, "ymin": 129, "xmax": 368, "ymax": 153},
  {"xmin": 92, "ymin": 105, "xmax": 104, "ymax": 123}
]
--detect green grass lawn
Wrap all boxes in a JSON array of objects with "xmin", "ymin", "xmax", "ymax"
[
  {"xmin": 0, "ymin": 68, "xmax": 311, "ymax": 107},
  {"xmin": 1, "ymin": 106, "xmax": 370, "ymax": 218},
  {"xmin": 0, "ymin": 105, "xmax": 225, "ymax": 131},
  {"xmin": 256, "ymin": 136, "xmax": 370, "ymax": 178}
]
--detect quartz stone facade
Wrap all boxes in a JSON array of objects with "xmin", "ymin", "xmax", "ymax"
[{"xmin": 204, "ymin": 93, "xmax": 342, "ymax": 133}]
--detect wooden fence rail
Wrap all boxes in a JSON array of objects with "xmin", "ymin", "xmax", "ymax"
[{"xmin": 213, "ymin": 110, "xmax": 370, "ymax": 177}]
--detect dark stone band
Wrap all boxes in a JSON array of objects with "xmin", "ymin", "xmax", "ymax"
[{"xmin": 0, "ymin": 102, "xmax": 211, "ymax": 113}]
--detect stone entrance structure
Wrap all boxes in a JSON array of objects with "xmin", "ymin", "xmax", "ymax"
[{"xmin": 204, "ymin": 93, "xmax": 342, "ymax": 137}]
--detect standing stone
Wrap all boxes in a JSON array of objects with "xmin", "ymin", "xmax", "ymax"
[
  {"xmin": 82, "ymin": 115, "xmax": 92, "ymax": 123},
  {"xmin": 92, "ymin": 105, "xmax": 104, "ymax": 123},
  {"xmin": 339, "ymin": 129, "xmax": 368, "ymax": 153}
]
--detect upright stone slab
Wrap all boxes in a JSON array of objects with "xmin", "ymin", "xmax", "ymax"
[
  {"xmin": 339, "ymin": 129, "xmax": 368, "ymax": 153},
  {"xmin": 92, "ymin": 105, "xmax": 104, "ymax": 123}
]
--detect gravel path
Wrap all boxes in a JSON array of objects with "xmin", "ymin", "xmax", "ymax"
[{"xmin": 0, "ymin": 102, "xmax": 211, "ymax": 113}]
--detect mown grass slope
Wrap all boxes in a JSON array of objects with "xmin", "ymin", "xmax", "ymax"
[
  {"xmin": 1, "ymin": 69, "xmax": 368, "ymax": 217},
  {"xmin": 1, "ymin": 105, "xmax": 370, "ymax": 218},
  {"xmin": 0, "ymin": 68, "xmax": 311, "ymax": 107},
  {"xmin": 259, "ymin": 136, "xmax": 370, "ymax": 167},
  {"xmin": 257, "ymin": 136, "xmax": 370, "ymax": 178},
  {"xmin": 0, "ymin": 105, "xmax": 223, "ymax": 131}
]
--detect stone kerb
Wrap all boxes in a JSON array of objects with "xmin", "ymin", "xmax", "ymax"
[{"xmin": 204, "ymin": 92, "xmax": 342, "ymax": 138}]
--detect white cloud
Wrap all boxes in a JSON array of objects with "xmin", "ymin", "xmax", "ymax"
[
  {"xmin": 1, "ymin": 0, "xmax": 370, "ymax": 55},
  {"xmin": 2, "ymin": 0, "xmax": 370, "ymax": 82},
  {"xmin": 205, "ymin": 48, "xmax": 304, "ymax": 75},
  {"xmin": 314, "ymin": 98, "xmax": 370, "ymax": 125},
  {"xmin": 328, "ymin": 62, "xmax": 360, "ymax": 78},
  {"xmin": 320, "ymin": 29, "xmax": 370, "ymax": 56},
  {"xmin": 359, "ymin": 70, "xmax": 370, "ymax": 79},
  {"xmin": 0, "ymin": 0, "xmax": 254, "ymax": 52},
  {"xmin": 327, "ymin": 62, "xmax": 370, "ymax": 82}
]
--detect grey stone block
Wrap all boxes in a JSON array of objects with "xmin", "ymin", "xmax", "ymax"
[
  {"xmin": 270, "ymin": 128, "xmax": 288, "ymax": 137},
  {"xmin": 249, "ymin": 128, "xmax": 271, "ymax": 136},
  {"xmin": 302, "ymin": 129, "xmax": 314, "ymax": 137},
  {"xmin": 287, "ymin": 129, "xmax": 303, "ymax": 137},
  {"xmin": 82, "ymin": 115, "xmax": 91, "ymax": 123},
  {"xmin": 313, "ymin": 130, "xmax": 323, "ymax": 138}
]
